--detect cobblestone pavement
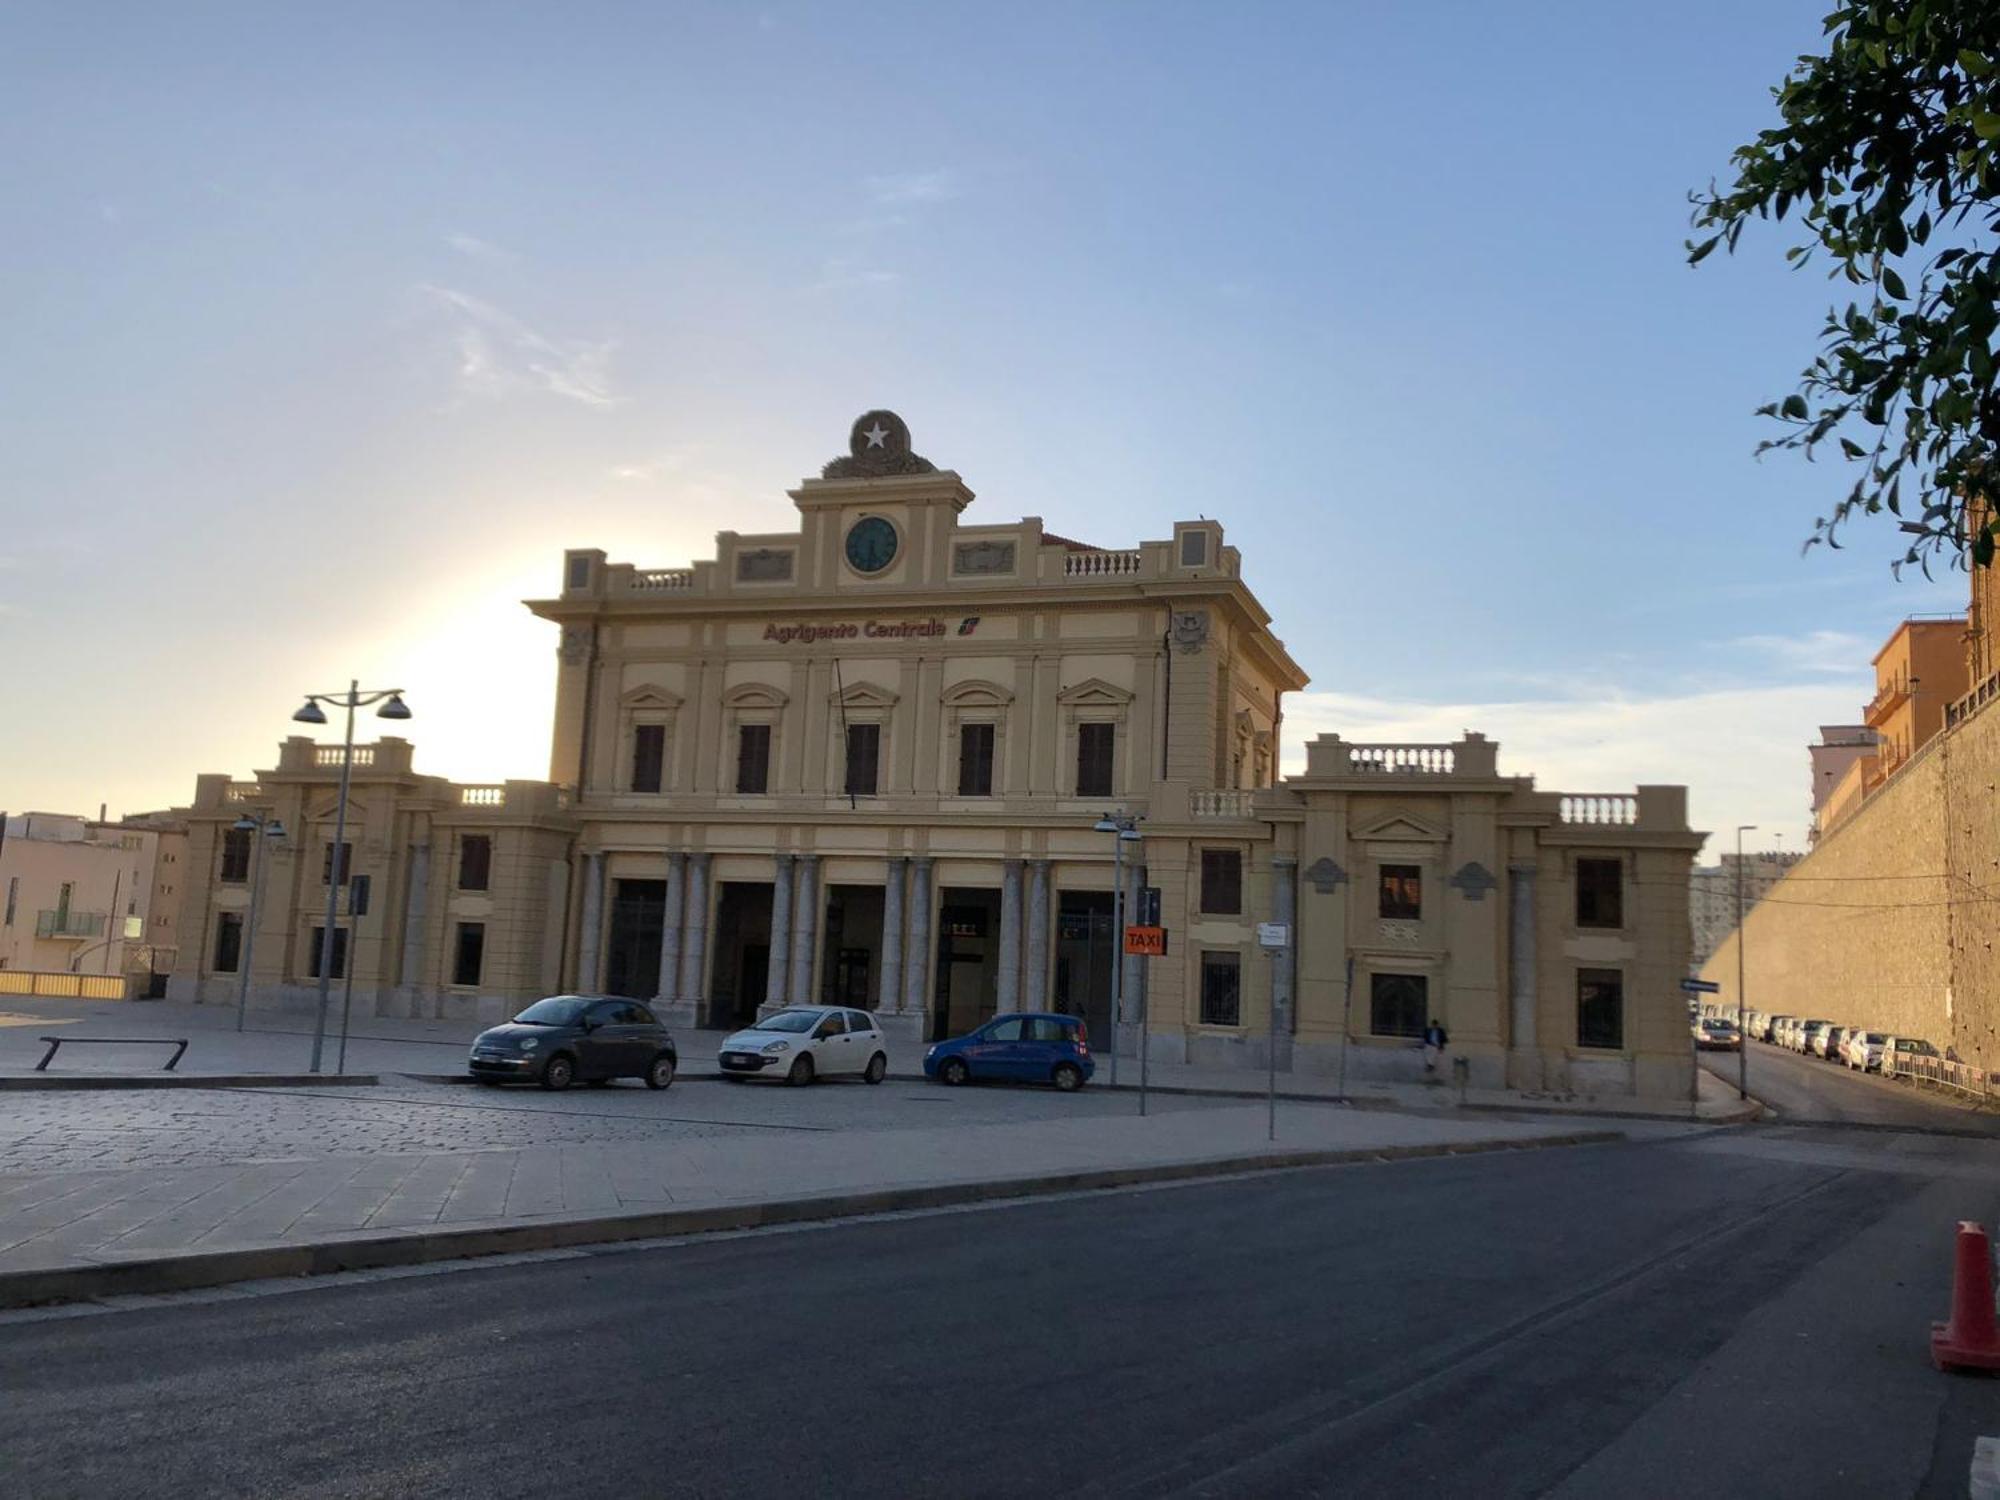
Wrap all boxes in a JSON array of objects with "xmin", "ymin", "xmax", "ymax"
[{"xmin": 0, "ymin": 1078, "xmax": 1221, "ymax": 1174}]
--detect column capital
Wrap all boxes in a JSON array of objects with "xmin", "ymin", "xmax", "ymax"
[
  {"xmin": 1272, "ymin": 855, "xmax": 1299, "ymax": 869},
  {"xmin": 911, "ymin": 853, "xmax": 934, "ymax": 870},
  {"xmin": 1507, "ymin": 862, "xmax": 1539, "ymax": 878}
]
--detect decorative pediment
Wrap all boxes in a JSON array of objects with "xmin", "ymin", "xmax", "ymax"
[
  {"xmin": 830, "ymin": 680, "xmax": 900, "ymax": 710},
  {"xmin": 1056, "ymin": 677, "xmax": 1134, "ymax": 708},
  {"xmin": 308, "ymin": 794, "xmax": 368, "ymax": 824},
  {"xmin": 618, "ymin": 684, "xmax": 683, "ymax": 710},
  {"xmin": 941, "ymin": 678, "xmax": 1015, "ymax": 707},
  {"xmin": 722, "ymin": 682, "xmax": 789, "ymax": 710},
  {"xmin": 1353, "ymin": 812, "xmax": 1449, "ymax": 843}
]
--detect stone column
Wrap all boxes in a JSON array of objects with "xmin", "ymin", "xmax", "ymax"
[
  {"xmin": 1024, "ymin": 859, "xmax": 1051, "ymax": 1012},
  {"xmin": 1508, "ymin": 863, "xmax": 1538, "ymax": 1048},
  {"xmin": 765, "ymin": 852, "xmax": 794, "ymax": 1010},
  {"xmin": 901, "ymin": 856, "xmax": 933, "ymax": 1017},
  {"xmin": 789, "ymin": 853, "xmax": 819, "ymax": 1004},
  {"xmin": 656, "ymin": 851, "xmax": 684, "ymax": 1005},
  {"xmin": 877, "ymin": 856, "xmax": 906, "ymax": 1014},
  {"xmin": 996, "ymin": 859, "xmax": 1023, "ymax": 1012},
  {"xmin": 677, "ymin": 853, "xmax": 709, "ymax": 1012},
  {"xmin": 397, "ymin": 842, "xmax": 431, "ymax": 990},
  {"xmin": 1272, "ymin": 856, "xmax": 1298, "ymax": 1066},
  {"xmin": 576, "ymin": 852, "xmax": 604, "ymax": 992}
]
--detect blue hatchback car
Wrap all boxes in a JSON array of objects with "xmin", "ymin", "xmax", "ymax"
[{"xmin": 924, "ymin": 1012, "xmax": 1095, "ymax": 1091}]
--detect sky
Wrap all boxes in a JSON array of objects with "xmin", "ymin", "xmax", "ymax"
[{"xmin": 0, "ymin": 1, "xmax": 1969, "ymax": 856}]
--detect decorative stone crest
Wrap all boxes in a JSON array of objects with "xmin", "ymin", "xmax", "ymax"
[
  {"xmin": 559, "ymin": 625, "xmax": 592, "ymax": 665},
  {"xmin": 1171, "ymin": 609, "xmax": 1210, "ymax": 654},
  {"xmin": 821, "ymin": 409, "xmax": 937, "ymax": 479},
  {"xmin": 1303, "ymin": 856, "xmax": 1348, "ymax": 894},
  {"xmin": 1377, "ymin": 920, "xmax": 1423, "ymax": 947},
  {"xmin": 954, "ymin": 539, "xmax": 1016, "ymax": 576},
  {"xmin": 1449, "ymin": 861, "xmax": 1498, "ymax": 901},
  {"xmin": 735, "ymin": 547, "xmax": 795, "ymax": 583}
]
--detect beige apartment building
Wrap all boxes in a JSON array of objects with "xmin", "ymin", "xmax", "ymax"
[
  {"xmin": 169, "ymin": 412, "xmax": 1703, "ymax": 1097},
  {"xmin": 0, "ymin": 811, "xmax": 185, "ymax": 990}
]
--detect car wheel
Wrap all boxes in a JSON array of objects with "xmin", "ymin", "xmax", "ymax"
[
  {"xmin": 1052, "ymin": 1063, "xmax": 1083, "ymax": 1092},
  {"xmin": 645, "ymin": 1053, "xmax": 676, "ymax": 1090},
  {"xmin": 940, "ymin": 1057, "xmax": 969, "ymax": 1086},
  {"xmin": 787, "ymin": 1054, "xmax": 815, "ymax": 1087},
  {"xmin": 540, "ymin": 1054, "xmax": 575, "ymax": 1091},
  {"xmin": 863, "ymin": 1052, "xmax": 887, "ymax": 1085}
]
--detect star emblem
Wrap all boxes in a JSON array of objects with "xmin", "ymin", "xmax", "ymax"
[{"xmin": 863, "ymin": 422, "xmax": 889, "ymax": 449}]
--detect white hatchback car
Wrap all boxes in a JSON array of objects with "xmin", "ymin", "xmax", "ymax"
[{"xmin": 717, "ymin": 1006, "xmax": 889, "ymax": 1086}]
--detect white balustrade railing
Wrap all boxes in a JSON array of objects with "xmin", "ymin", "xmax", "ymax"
[
  {"xmin": 223, "ymin": 782, "xmax": 262, "ymax": 803},
  {"xmin": 631, "ymin": 568, "xmax": 694, "ymax": 591},
  {"xmin": 1560, "ymin": 793, "xmax": 1638, "ymax": 825},
  {"xmin": 459, "ymin": 786, "xmax": 506, "ymax": 808},
  {"xmin": 1191, "ymin": 789, "xmax": 1257, "ymax": 818},
  {"xmin": 314, "ymin": 746, "xmax": 376, "ymax": 768},
  {"xmin": 1348, "ymin": 744, "xmax": 1455, "ymax": 775},
  {"xmin": 1062, "ymin": 550, "xmax": 1143, "ymax": 578}
]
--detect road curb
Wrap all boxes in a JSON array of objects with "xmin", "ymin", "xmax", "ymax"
[
  {"xmin": 0, "ymin": 1128, "xmax": 1623, "ymax": 1309},
  {"xmin": 0, "ymin": 1073, "xmax": 380, "ymax": 1092}
]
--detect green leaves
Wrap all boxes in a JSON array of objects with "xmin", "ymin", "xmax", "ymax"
[{"xmin": 1689, "ymin": 3, "xmax": 2000, "ymax": 573}]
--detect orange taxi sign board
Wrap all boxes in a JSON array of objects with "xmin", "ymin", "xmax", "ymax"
[{"xmin": 1123, "ymin": 925, "xmax": 1168, "ymax": 956}]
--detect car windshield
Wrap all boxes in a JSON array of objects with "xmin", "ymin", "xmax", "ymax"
[
  {"xmin": 751, "ymin": 1009, "xmax": 821, "ymax": 1034},
  {"xmin": 513, "ymin": 997, "xmax": 586, "ymax": 1026},
  {"xmin": 1703, "ymin": 1020, "xmax": 1733, "ymax": 1031},
  {"xmin": 1866, "ymin": 1033, "xmax": 1887, "ymax": 1043}
]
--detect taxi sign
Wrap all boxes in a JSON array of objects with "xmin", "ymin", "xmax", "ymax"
[{"xmin": 1124, "ymin": 925, "xmax": 1168, "ymax": 957}]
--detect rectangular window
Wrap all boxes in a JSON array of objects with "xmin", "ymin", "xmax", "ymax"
[
  {"xmin": 1076, "ymin": 722, "xmax": 1115, "ymax": 798},
  {"xmin": 1578, "ymin": 969, "xmax": 1624, "ymax": 1049},
  {"xmin": 1200, "ymin": 850, "xmax": 1242, "ymax": 915},
  {"xmin": 630, "ymin": 724, "xmax": 665, "ymax": 793},
  {"xmin": 213, "ymin": 912, "xmax": 243, "ymax": 973},
  {"xmin": 845, "ymin": 723, "xmax": 881, "ymax": 798},
  {"xmin": 3, "ymin": 877, "xmax": 14, "ymax": 927},
  {"xmin": 1576, "ymin": 858, "xmax": 1624, "ymax": 929},
  {"xmin": 307, "ymin": 926, "xmax": 349, "ymax": 980},
  {"xmin": 458, "ymin": 835, "xmax": 492, "ymax": 892},
  {"xmin": 218, "ymin": 827, "xmax": 252, "ymax": 883},
  {"xmin": 321, "ymin": 842, "xmax": 352, "ymax": 886},
  {"xmin": 1378, "ymin": 864, "xmax": 1422, "ymax": 920},
  {"xmin": 1199, "ymin": 951, "xmax": 1242, "ymax": 1026},
  {"xmin": 453, "ymin": 922, "xmax": 486, "ymax": 987},
  {"xmin": 736, "ymin": 724, "xmax": 772, "ymax": 794},
  {"xmin": 1370, "ymin": 972, "xmax": 1428, "ymax": 1038},
  {"xmin": 957, "ymin": 723, "xmax": 995, "ymax": 796}
]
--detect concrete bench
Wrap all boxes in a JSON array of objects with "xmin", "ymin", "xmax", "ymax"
[{"xmin": 36, "ymin": 1036, "xmax": 189, "ymax": 1072}]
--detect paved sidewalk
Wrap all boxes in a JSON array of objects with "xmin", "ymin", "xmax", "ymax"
[
  {"xmin": 0, "ymin": 1085, "xmax": 1645, "ymax": 1304},
  {"xmin": 0, "ymin": 997, "xmax": 1754, "ymax": 1121}
]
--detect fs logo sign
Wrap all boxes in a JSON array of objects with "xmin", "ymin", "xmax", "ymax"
[{"xmin": 956, "ymin": 617, "xmax": 981, "ymax": 636}]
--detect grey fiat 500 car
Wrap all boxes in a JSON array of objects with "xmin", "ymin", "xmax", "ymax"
[{"xmin": 469, "ymin": 995, "xmax": 677, "ymax": 1090}]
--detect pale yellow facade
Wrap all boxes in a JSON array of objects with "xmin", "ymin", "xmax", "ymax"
[{"xmin": 167, "ymin": 412, "xmax": 1702, "ymax": 1097}]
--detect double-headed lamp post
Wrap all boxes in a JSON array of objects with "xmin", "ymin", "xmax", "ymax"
[
  {"xmin": 1735, "ymin": 823, "xmax": 1756, "ymax": 1101},
  {"xmin": 293, "ymin": 681, "xmax": 411, "ymax": 1073},
  {"xmin": 1092, "ymin": 813, "xmax": 1144, "ymax": 1095},
  {"xmin": 232, "ymin": 813, "xmax": 286, "ymax": 1033}
]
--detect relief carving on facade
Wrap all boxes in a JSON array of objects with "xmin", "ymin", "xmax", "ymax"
[
  {"xmin": 1171, "ymin": 609, "xmax": 1210, "ymax": 654},
  {"xmin": 736, "ymin": 547, "xmax": 796, "ymax": 583},
  {"xmin": 1377, "ymin": 919, "xmax": 1423, "ymax": 947},
  {"xmin": 820, "ymin": 409, "xmax": 938, "ymax": 478},
  {"xmin": 559, "ymin": 626, "xmax": 592, "ymax": 665},
  {"xmin": 1304, "ymin": 857, "xmax": 1348, "ymax": 894},
  {"xmin": 1448, "ymin": 861, "xmax": 1498, "ymax": 901},
  {"xmin": 953, "ymin": 540, "xmax": 1017, "ymax": 576}
]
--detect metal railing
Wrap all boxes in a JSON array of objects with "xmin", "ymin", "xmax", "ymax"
[
  {"xmin": 1890, "ymin": 1052, "xmax": 1999, "ymax": 1104},
  {"xmin": 0, "ymin": 970, "xmax": 130, "ymax": 999},
  {"xmin": 35, "ymin": 910, "xmax": 107, "ymax": 940}
]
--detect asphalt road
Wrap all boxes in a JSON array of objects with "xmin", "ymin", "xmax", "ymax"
[
  {"xmin": 3, "ymin": 1125, "xmax": 1995, "ymax": 1499},
  {"xmin": 1701, "ymin": 1040, "xmax": 2000, "ymax": 1133}
]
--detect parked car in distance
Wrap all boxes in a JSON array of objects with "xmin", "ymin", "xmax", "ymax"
[
  {"xmin": 1845, "ymin": 1031, "xmax": 1890, "ymax": 1071},
  {"xmin": 926, "ymin": 1012, "xmax": 1095, "ymax": 1091},
  {"xmin": 1885, "ymin": 1036, "xmax": 1941, "ymax": 1077},
  {"xmin": 1765, "ymin": 1015, "xmax": 1796, "ymax": 1046},
  {"xmin": 717, "ymin": 1006, "xmax": 888, "ymax": 1086},
  {"xmin": 1814, "ymin": 1025, "xmax": 1847, "ymax": 1060},
  {"xmin": 1795, "ymin": 1019, "xmax": 1833, "ymax": 1054},
  {"xmin": 1693, "ymin": 1018, "xmax": 1741, "ymax": 1050},
  {"xmin": 469, "ymin": 995, "xmax": 677, "ymax": 1091}
]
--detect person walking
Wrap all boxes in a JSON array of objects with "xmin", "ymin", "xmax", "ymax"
[{"xmin": 1421, "ymin": 1018, "xmax": 1449, "ymax": 1075}]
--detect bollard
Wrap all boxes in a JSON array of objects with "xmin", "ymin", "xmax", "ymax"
[
  {"xmin": 1452, "ymin": 1055, "xmax": 1469, "ymax": 1107},
  {"xmin": 1931, "ymin": 1221, "xmax": 2000, "ymax": 1372}
]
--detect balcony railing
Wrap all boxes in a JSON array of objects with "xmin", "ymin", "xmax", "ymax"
[
  {"xmin": 1559, "ymin": 794, "xmax": 1638, "ymax": 826},
  {"xmin": 630, "ymin": 568, "xmax": 694, "ymax": 592},
  {"xmin": 1062, "ymin": 549, "xmax": 1143, "ymax": 578},
  {"xmin": 1948, "ymin": 669, "xmax": 2000, "ymax": 728},
  {"xmin": 1191, "ymin": 789, "xmax": 1258, "ymax": 818},
  {"xmin": 1350, "ymin": 744, "xmax": 1455, "ymax": 775},
  {"xmin": 459, "ymin": 786, "xmax": 506, "ymax": 807},
  {"xmin": 314, "ymin": 745, "xmax": 376, "ymax": 768},
  {"xmin": 36, "ymin": 910, "xmax": 107, "ymax": 940}
]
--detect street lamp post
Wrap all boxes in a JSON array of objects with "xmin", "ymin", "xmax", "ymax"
[
  {"xmin": 1735, "ymin": 823, "xmax": 1756, "ymax": 1102},
  {"xmin": 293, "ymin": 681, "xmax": 410, "ymax": 1074},
  {"xmin": 233, "ymin": 813, "xmax": 286, "ymax": 1033},
  {"xmin": 1092, "ymin": 813, "xmax": 1143, "ymax": 1101}
]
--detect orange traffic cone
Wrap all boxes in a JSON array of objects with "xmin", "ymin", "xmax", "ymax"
[{"xmin": 1931, "ymin": 1221, "xmax": 2000, "ymax": 1371}]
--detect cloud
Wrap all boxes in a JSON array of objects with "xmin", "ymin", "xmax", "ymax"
[
  {"xmin": 446, "ymin": 232, "xmax": 518, "ymax": 262},
  {"xmin": 864, "ymin": 170, "xmax": 956, "ymax": 206},
  {"xmin": 1729, "ymin": 628, "xmax": 1875, "ymax": 676},
  {"xmin": 421, "ymin": 285, "xmax": 618, "ymax": 407},
  {"xmin": 1283, "ymin": 679, "xmax": 1864, "ymax": 855}
]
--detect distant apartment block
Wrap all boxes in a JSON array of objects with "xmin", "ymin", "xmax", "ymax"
[
  {"xmin": 1812, "ymin": 614, "xmax": 1969, "ymax": 841},
  {"xmin": 1689, "ymin": 851, "xmax": 1802, "ymax": 968},
  {"xmin": 0, "ymin": 810, "xmax": 186, "ymax": 989}
]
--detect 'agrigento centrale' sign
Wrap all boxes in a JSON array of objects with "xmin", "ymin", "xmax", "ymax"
[{"xmin": 762, "ymin": 617, "xmax": 979, "ymax": 645}]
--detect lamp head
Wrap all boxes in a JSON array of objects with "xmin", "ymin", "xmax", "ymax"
[
  {"xmin": 232, "ymin": 816, "xmax": 257, "ymax": 832},
  {"xmin": 376, "ymin": 693, "xmax": 412, "ymax": 721},
  {"xmin": 292, "ymin": 699, "xmax": 327, "ymax": 725},
  {"xmin": 264, "ymin": 819, "xmax": 286, "ymax": 839},
  {"xmin": 1093, "ymin": 816, "xmax": 1120, "ymax": 833}
]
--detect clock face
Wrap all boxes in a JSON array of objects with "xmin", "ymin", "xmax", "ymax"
[{"xmin": 844, "ymin": 516, "xmax": 899, "ymax": 574}]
